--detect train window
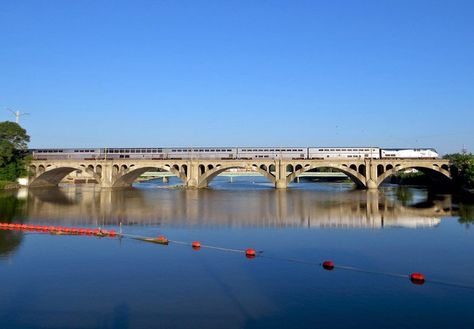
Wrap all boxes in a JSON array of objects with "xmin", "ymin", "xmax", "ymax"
[
  {"xmin": 177, "ymin": 150, "xmax": 182, "ymax": 152},
  {"xmin": 330, "ymin": 149, "xmax": 334, "ymax": 151},
  {"xmin": 210, "ymin": 150, "xmax": 215, "ymax": 152},
  {"xmin": 324, "ymin": 149, "xmax": 329, "ymax": 151}
]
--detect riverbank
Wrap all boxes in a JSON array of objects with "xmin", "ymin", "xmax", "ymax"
[{"xmin": 0, "ymin": 181, "xmax": 20, "ymax": 190}]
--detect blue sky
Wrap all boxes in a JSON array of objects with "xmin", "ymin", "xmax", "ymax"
[{"xmin": 0, "ymin": 0, "xmax": 472, "ymax": 154}]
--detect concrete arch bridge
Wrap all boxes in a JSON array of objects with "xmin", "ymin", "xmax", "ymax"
[{"xmin": 28, "ymin": 158, "xmax": 451, "ymax": 189}]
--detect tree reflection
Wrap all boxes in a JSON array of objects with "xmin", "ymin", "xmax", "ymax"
[
  {"xmin": 0, "ymin": 191, "xmax": 26, "ymax": 257},
  {"xmin": 458, "ymin": 204, "xmax": 474, "ymax": 226}
]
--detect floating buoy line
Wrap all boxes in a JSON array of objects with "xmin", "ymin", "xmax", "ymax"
[{"xmin": 1, "ymin": 222, "xmax": 473, "ymax": 290}]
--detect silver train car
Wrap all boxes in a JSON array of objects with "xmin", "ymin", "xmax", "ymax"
[
  {"xmin": 30, "ymin": 147, "xmax": 440, "ymax": 160},
  {"xmin": 237, "ymin": 147, "xmax": 306, "ymax": 160},
  {"xmin": 308, "ymin": 147, "xmax": 380, "ymax": 159}
]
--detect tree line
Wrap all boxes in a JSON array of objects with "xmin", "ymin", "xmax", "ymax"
[
  {"xmin": 443, "ymin": 153, "xmax": 474, "ymax": 191},
  {"xmin": 0, "ymin": 121, "xmax": 30, "ymax": 187}
]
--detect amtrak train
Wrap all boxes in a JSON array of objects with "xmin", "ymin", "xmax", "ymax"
[{"xmin": 31, "ymin": 147, "xmax": 440, "ymax": 160}]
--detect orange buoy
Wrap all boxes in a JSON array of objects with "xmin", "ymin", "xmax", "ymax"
[
  {"xmin": 322, "ymin": 260, "xmax": 335, "ymax": 271},
  {"xmin": 245, "ymin": 248, "xmax": 256, "ymax": 258},
  {"xmin": 108, "ymin": 230, "xmax": 116, "ymax": 237},
  {"xmin": 192, "ymin": 241, "xmax": 201, "ymax": 249},
  {"xmin": 85, "ymin": 228, "xmax": 93, "ymax": 235},
  {"xmin": 71, "ymin": 228, "xmax": 78, "ymax": 234},
  {"xmin": 78, "ymin": 228, "xmax": 86, "ymax": 235},
  {"xmin": 93, "ymin": 229, "xmax": 100, "ymax": 235},
  {"xmin": 410, "ymin": 273, "xmax": 425, "ymax": 285}
]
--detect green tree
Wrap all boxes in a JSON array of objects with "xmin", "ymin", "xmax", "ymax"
[
  {"xmin": 0, "ymin": 121, "xmax": 30, "ymax": 182},
  {"xmin": 444, "ymin": 153, "xmax": 474, "ymax": 189}
]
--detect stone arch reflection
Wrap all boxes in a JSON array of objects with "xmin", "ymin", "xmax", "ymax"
[{"xmin": 25, "ymin": 186, "xmax": 452, "ymax": 229}]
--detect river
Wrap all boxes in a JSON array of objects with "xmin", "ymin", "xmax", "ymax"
[{"xmin": 1, "ymin": 177, "xmax": 473, "ymax": 329}]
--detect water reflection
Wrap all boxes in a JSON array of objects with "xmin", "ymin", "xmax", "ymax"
[
  {"xmin": 16, "ymin": 184, "xmax": 454, "ymax": 229},
  {"xmin": 0, "ymin": 192, "xmax": 26, "ymax": 257}
]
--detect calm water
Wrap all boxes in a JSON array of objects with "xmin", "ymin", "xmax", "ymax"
[{"xmin": 1, "ymin": 177, "xmax": 474, "ymax": 329}]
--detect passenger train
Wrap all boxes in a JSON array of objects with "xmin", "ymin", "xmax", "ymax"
[{"xmin": 31, "ymin": 147, "xmax": 440, "ymax": 160}]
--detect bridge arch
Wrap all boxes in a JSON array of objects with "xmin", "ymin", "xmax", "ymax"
[
  {"xmin": 376, "ymin": 164, "xmax": 451, "ymax": 187},
  {"xmin": 112, "ymin": 165, "xmax": 187, "ymax": 187},
  {"xmin": 198, "ymin": 164, "xmax": 276, "ymax": 188},
  {"xmin": 30, "ymin": 166, "xmax": 84, "ymax": 188},
  {"xmin": 286, "ymin": 164, "xmax": 367, "ymax": 188}
]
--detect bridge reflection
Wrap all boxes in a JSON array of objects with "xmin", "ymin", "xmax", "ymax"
[{"xmin": 23, "ymin": 186, "xmax": 453, "ymax": 229}]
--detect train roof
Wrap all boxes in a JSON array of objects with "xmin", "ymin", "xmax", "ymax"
[{"xmin": 381, "ymin": 148, "xmax": 437, "ymax": 152}]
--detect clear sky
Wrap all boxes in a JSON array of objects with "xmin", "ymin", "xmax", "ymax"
[{"xmin": 0, "ymin": 0, "xmax": 473, "ymax": 154}]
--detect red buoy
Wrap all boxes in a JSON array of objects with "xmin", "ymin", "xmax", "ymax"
[
  {"xmin": 85, "ymin": 228, "xmax": 92, "ymax": 235},
  {"xmin": 245, "ymin": 248, "xmax": 256, "ymax": 258},
  {"xmin": 192, "ymin": 241, "xmax": 201, "ymax": 249},
  {"xmin": 410, "ymin": 273, "xmax": 425, "ymax": 285},
  {"xmin": 78, "ymin": 228, "xmax": 86, "ymax": 235},
  {"xmin": 108, "ymin": 230, "xmax": 116, "ymax": 237},
  {"xmin": 322, "ymin": 260, "xmax": 335, "ymax": 271}
]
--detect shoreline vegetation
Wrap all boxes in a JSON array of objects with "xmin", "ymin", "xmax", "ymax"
[{"xmin": 0, "ymin": 121, "xmax": 30, "ymax": 189}]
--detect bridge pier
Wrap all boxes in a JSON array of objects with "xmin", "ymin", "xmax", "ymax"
[{"xmin": 99, "ymin": 163, "xmax": 115, "ymax": 188}]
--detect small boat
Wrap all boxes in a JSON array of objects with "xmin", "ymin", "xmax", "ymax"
[{"xmin": 139, "ymin": 235, "xmax": 169, "ymax": 245}]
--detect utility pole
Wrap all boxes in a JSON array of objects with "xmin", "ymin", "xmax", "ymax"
[{"xmin": 7, "ymin": 109, "xmax": 29, "ymax": 124}]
